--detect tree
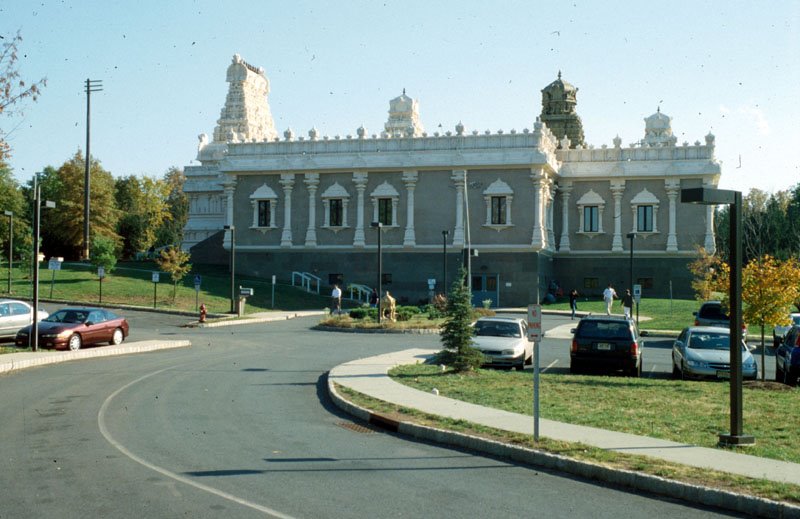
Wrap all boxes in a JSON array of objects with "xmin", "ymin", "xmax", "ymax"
[
  {"xmin": 156, "ymin": 166, "xmax": 188, "ymax": 247},
  {"xmin": 155, "ymin": 246, "xmax": 191, "ymax": 303},
  {"xmin": 1, "ymin": 31, "xmax": 47, "ymax": 160},
  {"xmin": 90, "ymin": 235, "xmax": 118, "ymax": 275},
  {"xmin": 0, "ymin": 159, "xmax": 32, "ymax": 263},
  {"xmin": 115, "ymin": 174, "xmax": 171, "ymax": 258},
  {"xmin": 687, "ymin": 246, "xmax": 727, "ymax": 301},
  {"xmin": 436, "ymin": 267, "xmax": 485, "ymax": 372},
  {"xmin": 40, "ymin": 151, "xmax": 120, "ymax": 259},
  {"xmin": 743, "ymin": 256, "xmax": 800, "ymax": 380}
]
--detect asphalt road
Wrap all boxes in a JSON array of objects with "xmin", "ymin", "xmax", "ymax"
[{"xmin": 0, "ymin": 308, "xmax": 746, "ymax": 518}]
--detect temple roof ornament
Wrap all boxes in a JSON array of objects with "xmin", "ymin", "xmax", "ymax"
[
  {"xmin": 540, "ymin": 72, "xmax": 585, "ymax": 148},
  {"xmin": 212, "ymin": 54, "xmax": 278, "ymax": 145},
  {"xmin": 643, "ymin": 107, "xmax": 678, "ymax": 147},
  {"xmin": 384, "ymin": 91, "xmax": 424, "ymax": 137}
]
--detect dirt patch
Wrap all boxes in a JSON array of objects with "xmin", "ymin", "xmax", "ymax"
[{"xmin": 744, "ymin": 380, "xmax": 794, "ymax": 391}]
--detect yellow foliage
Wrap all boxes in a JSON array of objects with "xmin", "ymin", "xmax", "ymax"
[{"xmin": 742, "ymin": 255, "xmax": 800, "ymax": 327}]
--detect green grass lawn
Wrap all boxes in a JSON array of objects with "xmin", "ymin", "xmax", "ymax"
[
  {"xmin": 0, "ymin": 261, "xmax": 333, "ymax": 314},
  {"xmin": 390, "ymin": 364, "xmax": 800, "ymax": 463}
]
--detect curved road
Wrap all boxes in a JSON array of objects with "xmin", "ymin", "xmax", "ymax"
[{"xmin": 0, "ymin": 310, "xmax": 743, "ymax": 518}]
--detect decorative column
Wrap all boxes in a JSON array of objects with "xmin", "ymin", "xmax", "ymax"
[
  {"xmin": 353, "ymin": 172, "xmax": 368, "ymax": 247},
  {"xmin": 547, "ymin": 179, "xmax": 556, "ymax": 250},
  {"xmin": 279, "ymin": 173, "xmax": 294, "ymax": 247},
  {"xmin": 222, "ymin": 177, "xmax": 237, "ymax": 250},
  {"xmin": 665, "ymin": 180, "xmax": 680, "ymax": 251},
  {"xmin": 451, "ymin": 171, "xmax": 466, "ymax": 246},
  {"xmin": 402, "ymin": 170, "xmax": 418, "ymax": 247},
  {"xmin": 304, "ymin": 173, "xmax": 319, "ymax": 247},
  {"xmin": 610, "ymin": 180, "xmax": 626, "ymax": 252},
  {"xmin": 702, "ymin": 178, "xmax": 717, "ymax": 254},
  {"xmin": 558, "ymin": 181, "xmax": 572, "ymax": 251},
  {"xmin": 530, "ymin": 167, "xmax": 546, "ymax": 248}
]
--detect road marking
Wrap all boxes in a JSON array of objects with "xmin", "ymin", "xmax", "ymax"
[
  {"xmin": 98, "ymin": 367, "xmax": 296, "ymax": 519},
  {"xmin": 541, "ymin": 360, "xmax": 559, "ymax": 373}
]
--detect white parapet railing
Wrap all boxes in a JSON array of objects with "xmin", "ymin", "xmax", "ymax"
[
  {"xmin": 347, "ymin": 284, "xmax": 373, "ymax": 304},
  {"xmin": 291, "ymin": 271, "xmax": 321, "ymax": 294}
]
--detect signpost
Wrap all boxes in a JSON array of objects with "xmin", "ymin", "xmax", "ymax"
[
  {"xmin": 527, "ymin": 303, "xmax": 543, "ymax": 441},
  {"xmin": 194, "ymin": 274, "xmax": 202, "ymax": 311},
  {"xmin": 152, "ymin": 271, "xmax": 160, "ymax": 309},
  {"xmin": 633, "ymin": 283, "xmax": 642, "ymax": 326},
  {"xmin": 97, "ymin": 266, "xmax": 105, "ymax": 302},
  {"xmin": 271, "ymin": 275, "xmax": 276, "ymax": 309},
  {"xmin": 48, "ymin": 257, "xmax": 63, "ymax": 298}
]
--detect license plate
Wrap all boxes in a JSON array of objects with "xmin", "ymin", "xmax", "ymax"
[
  {"xmin": 596, "ymin": 343, "xmax": 612, "ymax": 350},
  {"xmin": 716, "ymin": 370, "xmax": 731, "ymax": 379}
]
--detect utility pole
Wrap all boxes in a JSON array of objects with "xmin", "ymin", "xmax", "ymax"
[{"xmin": 84, "ymin": 78, "xmax": 102, "ymax": 260}]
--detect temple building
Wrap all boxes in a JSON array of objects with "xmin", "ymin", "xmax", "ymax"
[{"xmin": 182, "ymin": 54, "xmax": 720, "ymax": 306}]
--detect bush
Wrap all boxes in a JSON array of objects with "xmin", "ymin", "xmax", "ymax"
[
  {"xmin": 349, "ymin": 307, "xmax": 378, "ymax": 320},
  {"xmin": 396, "ymin": 305, "xmax": 421, "ymax": 321}
]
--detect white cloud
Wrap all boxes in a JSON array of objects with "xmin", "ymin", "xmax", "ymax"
[{"xmin": 737, "ymin": 105, "xmax": 770, "ymax": 135}]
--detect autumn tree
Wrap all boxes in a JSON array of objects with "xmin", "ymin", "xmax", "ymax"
[
  {"xmin": 155, "ymin": 246, "xmax": 191, "ymax": 303},
  {"xmin": 115, "ymin": 174, "xmax": 171, "ymax": 258},
  {"xmin": 742, "ymin": 255, "xmax": 800, "ymax": 380},
  {"xmin": 156, "ymin": 166, "xmax": 188, "ymax": 247},
  {"xmin": 39, "ymin": 151, "xmax": 120, "ymax": 259},
  {"xmin": 1, "ymin": 31, "xmax": 46, "ymax": 160},
  {"xmin": 0, "ymin": 159, "xmax": 32, "ymax": 265},
  {"xmin": 687, "ymin": 246, "xmax": 727, "ymax": 301}
]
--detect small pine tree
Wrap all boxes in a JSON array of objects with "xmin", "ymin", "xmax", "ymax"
[{"xmin": 437, "ymin": 267, "xmax": 485, "ymax": 372}]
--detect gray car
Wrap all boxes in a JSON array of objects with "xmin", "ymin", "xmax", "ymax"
[
  {"xmin": 773, "ymin": 313, "xmax": 800, "ymax": 347},
  {"xmin": 672, "ymin": 326, "xmax": 757, "ymax": 380},
  {"xmin": 0, "ymin": 299, "xmax": 49, "ymax": 339}
]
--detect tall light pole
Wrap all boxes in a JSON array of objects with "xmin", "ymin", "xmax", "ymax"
[
  {"xmin": 441, "ymin": 230, "xmax": 449, "ymax": 295},
  {"xmin": 31, "ymin": 176, "xmax": 55, "ymax": 352},
  {"xmin": 371, "ymin": 222, "xmax": 383, "ymax": 323},
  {"xmin": 627, "ymin": 232, "xmax": 637, "ymax": 325},
  {"xmin": 462, "ymin": 170, "xmax": 473, "ymax": 302},
  {"xmin": 83, "ymin": 78, "xmax": 102, "ymax": 261},
  {"xmin": 682, "ymin": 187, "xmax": 753, "ymax": 446},
  {"xmin": 3, "ymin": 211, "xmax": 12, "ymax": 294},
  {"xmin": 224, "ymin": 225, "xmax": 235, "ymax": 313}
]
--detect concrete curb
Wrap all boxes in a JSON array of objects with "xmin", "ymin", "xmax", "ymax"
[
  {"xmin": 327, "ymin": 378, "xmax": 799, "ymax": 519},
  {"xmin": 0, "ymin": 340, "xmax": 191, "ymax": 375},
  {"xmin": 194, "ymin": 311, "xmax": 324, "ymax": 328},
  {"xmin": 313, "ymin": 325, "xmax": 440, "ymax": 335}
]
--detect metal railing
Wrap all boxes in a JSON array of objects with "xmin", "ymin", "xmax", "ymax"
[
  {"xmin": 291, "ymin": 271, "xmax": 321, "ymax": 294},
  {"xmin": 347, "ymin": 283, "xmax": 373, "ymax": 304}
]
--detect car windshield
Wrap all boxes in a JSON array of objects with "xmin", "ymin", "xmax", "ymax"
[
  {"xmin": 44, "ymin": 310, "xmax": 88, "ymax": 324},
  {"xmin": 686, "ymin": 332, "xmax": 747, "ymax": 351},
  {"xmin": 577, "ymin": 321, "xmax": 631, "ymax": 340},
  {"xmin": 793, "ymin": 316, "xmax": 800, "ymax": 326},
  {"xmin": 474, "ymin": 321, "xmax": 521, "ymax": 338},
  {"xmin": 699, "ymin": 305, "xmax": 728, "ymax": 320}
]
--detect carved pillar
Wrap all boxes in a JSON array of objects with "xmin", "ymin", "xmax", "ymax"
[
  {"xmin": 279, "ymin": 174, "xmax": 294, "ymax": 247},
  {"xmin": 402, "ymin": 170, "xmax": 418, "ymax": 247},
  {"xmin": 222, "ymin": 178, "xmax": 237, "ymax": 250},
  {"xmin": 703, "ymin": 178, "xmax": 716, "ymax": 254},
  {"xmin": 304, "ymin": 173, "xmax": 319, "ymax": 247},
  {"xmin": 530, "ymin": 167, "xmax": 546, "ymax": 248},
  {"xmin": 665, "ymin": 180, "xmax": 680, "ymax": 252},
  {"xmin": 547, "ymin": 180, "xmax": 556, "ymax": 250},
  {"xmin": 353, "ymin": 172, "xmax": 368, "ymax": 247},
  {"xmin": 558, "ymin": 181, "xmax": 572, "ymax": 252},
  {"xmin": 451, "ymin": 171, "xmax": 466, "ymax": 246},
  {"xmin": 610, "ymin": 180, "xmax": 625, "ymax": 252}
]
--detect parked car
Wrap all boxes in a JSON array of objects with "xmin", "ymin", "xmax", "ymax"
[
  {"xmin": 693, "ymin": 300, "xmax": 747, "ymax": 335},
  {"xmin": 15, "ymin": 307, "xmax": 129, "ymax": 351},
  {"xmin": 0, "ymin": 299, "xmax": 48, "ymax": 339},
  {"xmin": 570, "ymin": 315, "xmax": 643, "ymax": 377},
  {"xmin": 671, "ymin": 326, "xmax": 757, "ymax": 380},
  {"xmin": 773, "ymin": 313, "xmax": 800, "ymax": 347},
  {"xmin": 775, "ymin": 325, "xmax": 800, "ymax": 386},
  {"xmin": 472, "ymin": 316, "xmax": 531, "ymax": 371}
]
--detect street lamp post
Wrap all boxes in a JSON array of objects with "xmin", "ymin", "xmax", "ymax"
[
  {"xmin": 682, "ymin": 187, "xmax": 753, "ymax": 446},
  {"xmin": 441, "ymin": 230, "xmax": 449, "ymax": 295},
  {"xmin": 626, "ymin": 232, "xmax": 636, "ymax": 323},
  {"xmin": 223, "ymin": 225, "xmax": 235, "ymax": 313},
  {"xmin": 371, "ymin": 222, "xmax": 383, "ymax": 323},
  {"xmin": 83, "ymin": 78, "xmax": 102, "ymax": 261},
  {"xmin": 31, "ymin": 176, "xmax": 55, "ymax": 352},
  {"xmin": 3, "ymin": 211, "xmax": 12, "ymax": 294}
]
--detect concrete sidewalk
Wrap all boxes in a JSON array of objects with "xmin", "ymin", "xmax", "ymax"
[{"xmin": 328, "ymin": 348, "xmax": 800, "ymax": 518}]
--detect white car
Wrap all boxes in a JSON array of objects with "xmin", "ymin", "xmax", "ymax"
[
  {"xmin": 672, "ymin": 326, "xmax": 758, "ymax": 380},
  {"xmin": 0, "ymin": 299, "xmax": 49, "ymax": 339},
  {"xmin": 773, "ymin": 313, "xmax": 800, "ymax": 347},
  {"xmin": 472, "ymin": 316, "xmax": 532, "ymax": 371}
]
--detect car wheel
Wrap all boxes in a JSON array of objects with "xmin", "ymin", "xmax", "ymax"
[
  {"xmin": 570, "ymin": 360, "xmax": 582, "ymax": 374},
  {"xmin": 110, "ymin": 328, "xmax": 124, "ymax": 346},
  {"xmin": 514, "ymin": 363, "xmax": 525, "ymax": 371},
  {"xmin": 630, "ymin": 360, "xmax": 641, "ymax": 378},
  {"xmin": 679, "ymin": 362, "xmax": 687, "ymax": 380},
  {"xmin": 786, "ymin": 368, "xmax": 798, "ymax": 387},
  {"xmin": 68, "ymin": 334, "xmax": 82, "ymax": 351},
  {"xmin": 776, "ymin": 362, "xmax": 784, "ymax": 383}
]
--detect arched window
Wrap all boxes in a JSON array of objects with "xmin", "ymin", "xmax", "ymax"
[
  {"xmin": 321, "ymin": 182, "xmax": 350, "ymax": 229},
  {"xmin": 576, "ymin": 189, "xmax": 606, "ymax": 234},
  {"xmin": 630, "ymin": 188, "xmax": 660, "ymax": 234},
  {"xmin": 482, "ymin": 179, "xmax": 514, "ymax": 230},
  {"xmin": 370, "ymin": 181, "xmax": 400, "ymax": 226},
  {"xmin": 249, "ymin": 183, "xmax": 278, "ymax": 231}
]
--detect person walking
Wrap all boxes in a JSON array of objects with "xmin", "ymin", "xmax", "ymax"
[
  {"xmin": 569, "ymin": 289, "xmax": 579, "ymax": 320},
  {"xmin": 331, "ymin": 284, "xmax": 342, "ymax": 314},
  {"xmin": 602, "ymin": 283, "xmax": 617, "ymax": 315},
  {"xmin": 621, "ymin": 289, "xmax": 634, "ymax": 319}
]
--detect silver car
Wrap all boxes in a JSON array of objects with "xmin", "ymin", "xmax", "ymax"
[
  {"xmin": 672, "ymin": 326, "xmax": 757, "ymax": 380},
  {"xmin": 0, "ymin": 299, "xmax": 49, "ymax": 339},
  {"xmin": 472, "ymin": 316, "xmax": 532, "ymax": 371},
  {"xmin": 773, "ymin": 313, "xmax": 800, "ymax": 347}
]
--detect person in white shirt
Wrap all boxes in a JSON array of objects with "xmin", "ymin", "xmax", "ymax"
[
  {"xmin": 602, "ymin": 284, "xmax": 617, "ymax": 315},
  {"xmin": 331, "ymin": 284, "xmax": 342, "ymax": 314}
]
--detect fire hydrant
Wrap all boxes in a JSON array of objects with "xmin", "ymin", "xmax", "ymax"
[{"xmin": 199, "ymin": 303, "xmax": 207, "ymax": 323}]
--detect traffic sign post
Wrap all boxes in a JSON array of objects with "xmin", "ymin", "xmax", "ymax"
[
  {"xmin": 48, "ymin": 257, "xmax": 63, "ymax": 299},
  {"xmin": 152, "ymin": 272, "xmax": 160, "ymax": 309},
  {"xmin": 527, "ymin": 304, "xmax": 542, "ymax": 441},
  {"xmin": 194, "ymin": 274, "xmax": 202, "ymax": 311},
  {"xmin": 633, "ymin": 284, "xmax": 642, "ymax": 326},
  {"xmin": 271, "ymin": 275, "xmax": 276, "ymax": 309},
  {"xmin": 97, "ymin": 266, "xmax": 105, "ymax": 303}
]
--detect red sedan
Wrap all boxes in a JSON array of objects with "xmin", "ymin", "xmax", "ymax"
[{"xmin": 16, "ymin": 307, "xmax": 129, "ymax": 351}]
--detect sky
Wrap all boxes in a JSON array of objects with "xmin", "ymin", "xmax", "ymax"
[{"xmin": 3, "ymin": 0, "xmax": 799, "ymax": 195}]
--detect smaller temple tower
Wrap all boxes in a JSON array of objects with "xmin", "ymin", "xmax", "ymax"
[
  {"xmin": 540, "ymin": 72, "xmax": 585, "ymax": 148},
  {"xmin": 642, "ymin": 107, "xmax": 678, "ymax": 147},
  {"xmin": 384, "ymin": 90, "xmax": 424, "ymax": 137}
]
